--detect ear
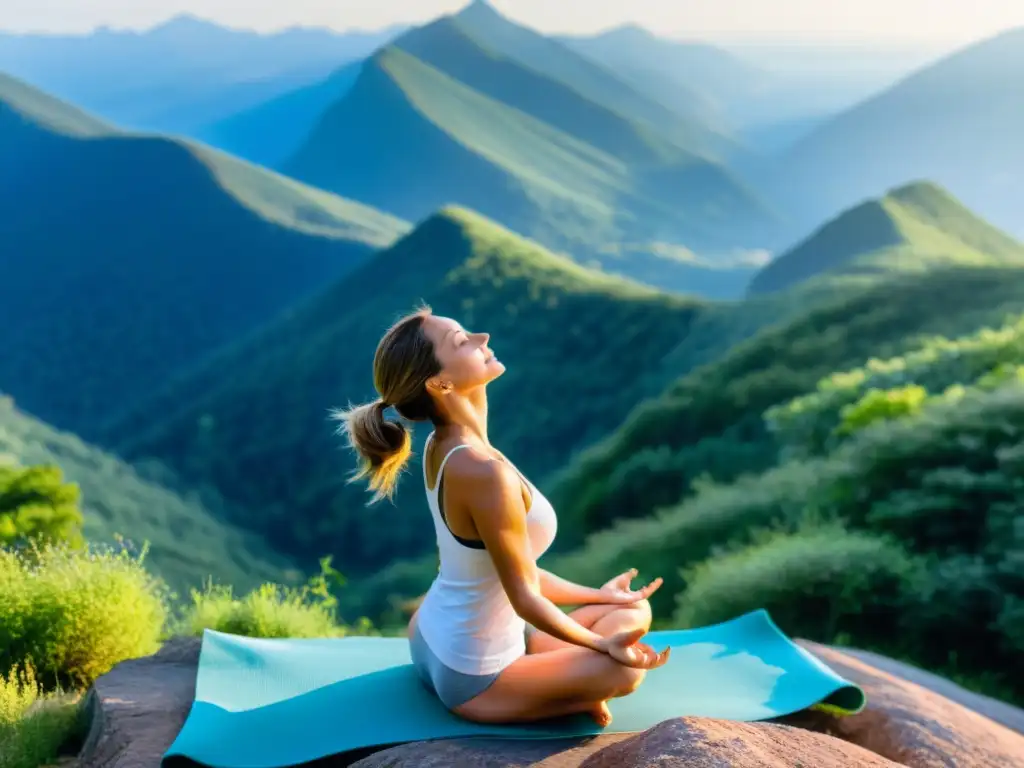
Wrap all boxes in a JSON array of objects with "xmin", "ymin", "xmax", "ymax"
[{"xmin": 426, "ymin": 377, "xmax": 453, "ymax": 395}]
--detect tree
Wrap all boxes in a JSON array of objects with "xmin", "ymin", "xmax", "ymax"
[{"xmin": 0, "ymin": 465, "xmax": 84, "ymax": 548}]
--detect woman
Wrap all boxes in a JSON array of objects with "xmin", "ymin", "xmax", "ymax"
[{"xmin": 335, "ymin": 307, "xmax": 670, "ymax": 727}]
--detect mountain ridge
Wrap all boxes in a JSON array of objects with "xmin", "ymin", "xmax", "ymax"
[
  {"xmin": 0, "ymin": 77, "xmax": 408, "ymax": 436},
  {"xmin": 97, "ymin": 207, "xmax": 705, "ymax": 575},
  {"xmin": 749, "ymin": 181, "xmax": 1024, "ymax": 296}
]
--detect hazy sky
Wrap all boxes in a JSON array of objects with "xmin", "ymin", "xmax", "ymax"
[{"xmin": 2, "ymin": 0, "xmax": 1023, "ymax": 44}]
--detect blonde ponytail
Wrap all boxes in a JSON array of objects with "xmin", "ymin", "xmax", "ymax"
[
  {"xmin": 332, "ymin": 306, "xmax": 441, "ymax": 503},
  {"xmin": 333, "ymin": 398, "xmax": 413, "ymax": 504}
]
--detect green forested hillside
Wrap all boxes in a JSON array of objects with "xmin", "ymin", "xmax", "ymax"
[
  {"xmin": 0, "ymin": 395, "xmax": 299, "ymax": 598},
  {"xmin": 0, "ymin": 75, "xmax": 408, "ymax": 437},
  {"xmin": 452, "ymin": 1, "xmax": 734, "ymax": 158},
  {"xmin": 284, "ymin": 44, "xmax": 776, "ymax": 293},
  {"xmin": 392, "ymin": 17, "xmax": 685, "ymax": 167},
  {"xmin": 547, "ymin": 193, "xmax": 1024, "ymax": 546},
  {"xmin": 748, "ymin": 181, "xmax": 1024, "ymax": 295},
  {"xmin": 97, "ymin": 208, "xmax": 704, "ymax": 577},
  {"xmin": 549, "ymin": 316, "xmax": 1024, "ymax": 702},
  {"xmin": 767, "ymin": 28, "xmax": 1024, "ymax": 240}
]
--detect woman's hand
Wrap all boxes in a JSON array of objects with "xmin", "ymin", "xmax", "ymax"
[
  {"xmin": 599, "ymin": 568, "xmax": 663, "ymax": 604},
  {"xmin": 598, "ymin": 628, "xmax": 671, "ymax": 669}
]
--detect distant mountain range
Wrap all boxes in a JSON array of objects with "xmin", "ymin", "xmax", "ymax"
[
  {"xmin": 0, "ymin": 13, "xmax": 404, "ymax": 132},
  {"xmin": 765, "ymin": 28, "xmax": 1024, "ymax": 240},
  {"xmin": 271, "ymin": 4, "xmax": 780, "ymax": 290},
  {"xmin": 0, "ymin": 72, "xmax": 408, "ymax": 437}
]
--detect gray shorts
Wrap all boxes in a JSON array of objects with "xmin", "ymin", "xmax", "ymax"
[{"xmin": 409, "ymin": 623, "xmax": 502, "ymax": 710}]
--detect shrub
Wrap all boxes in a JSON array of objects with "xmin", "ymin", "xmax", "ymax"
[
  {"xmin": 0, "ymin": 543, "xmax": 168, "ymax": 689},
  {"xmin": 0, "ymin": 465, "xmax": 83, "ymax": 549},
  {"xmin": 0, "ymin": 663, "xmax": 83, "ymax": 768},
  {"xmin": 177, "ymin": 582, "xmax": 346, "ymax": 639},
  {"xmin": 175, "ymin": 557, "xmax": 376, "ymax": 639},
  {"xmin": 673, "ymin": 527, "xmax": 920, "ymax": 644}
]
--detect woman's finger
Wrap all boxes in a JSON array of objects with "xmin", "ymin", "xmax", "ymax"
[{"xmin": 640, "ymin": 577, "xmax": 663, "ymax": 597}]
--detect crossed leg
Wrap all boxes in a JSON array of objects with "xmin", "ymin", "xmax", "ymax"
[{"xmin": 452, "ymin": 600, "xmax": 653, "ymax": 726}]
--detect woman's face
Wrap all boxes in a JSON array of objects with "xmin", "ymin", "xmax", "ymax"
[{"xmin": 422, "ymin": 315, "xmax": 505, "ymax": 393}]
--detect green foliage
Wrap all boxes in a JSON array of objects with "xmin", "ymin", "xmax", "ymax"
[
  {"xmin": 767, "ymin": 313, "xmax": 1024, "ymax": 457},
  {"xmin": 673, "ymin": 527, "xmax": 920, "ymax": 643},
  {"xmin": 559, "ymin": 379, "xmax": 1024, "ymax": 700},
  {"xmin": 0, "ymin": 664, "xmax": 83, "ymax": 768},
  {"xmin": 834, "ymin": 384, "xmax": 929, "ymax": 437},
  {"xmin": 550, "ymin": 264, "xmax": 1024, "ymax": 546},
  {"xmin": 0, "ymin": 543, "xmax": 167, "ymax": 689},
  {"xmin": 102, "ymin": 209, "xmax": 703, "ymax": 576},
  {"xmin": 0, "ymin": 399, "xmax": 301, "ymax": 599},
  {"xmin": 175, "ymin": 557, "xmax": 374, "ymax": 639},
  {"xmin": 0, "ymin": 465, "xmax": 83, "ymax": 549},
  {"xmin": 0, "ymin": 77, "xmax": 408, "ymax": 437}
]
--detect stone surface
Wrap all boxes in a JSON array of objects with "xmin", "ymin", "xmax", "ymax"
[
  {"xmin": 78, "ymin": 637, "xmax": 200, "ymax": 768},
  {"xmin": 578, "ymin": 718, "xmax": 901, "ymax": 768},
  {"xmin": 788, "ymin": 641, "xmax": 1024, "ymax": 768},
  {"xmin": 76, "ymin": 635, "xmax": 1024, "ymax": 768}
]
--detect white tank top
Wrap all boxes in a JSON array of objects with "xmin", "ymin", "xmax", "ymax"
[{"xmin": 415, "ymin": 434, "xmax": 559, "ymax": 675}]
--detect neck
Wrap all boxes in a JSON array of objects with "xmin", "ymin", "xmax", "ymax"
[{"xmin": 436, "ymin": 387, "xmax": 489, "ymax": 445}]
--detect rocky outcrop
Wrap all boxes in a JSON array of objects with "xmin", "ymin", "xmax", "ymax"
[
  {"xmin": 79, "ymin": 638, "xmax": 200, "ymax": 768},
  {"xmin": 78, "ymin": 636, "xmax": 1024, "ymax": 768}
]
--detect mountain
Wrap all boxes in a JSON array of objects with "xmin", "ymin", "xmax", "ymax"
[
  {"xmin": 544, "ymin": 186, "xmax": 1024, "ymax": 545},
  {"xmin": 748, "ymin": 181, "xmax": 1024, "ymax": 295},
  {"xmin": 282, "ymin": 42, "xmax": 777, "ymax": 292},
  {"xmin": 453, "ymin": 2, "xmax": 735, "ymax": 158},
  {"xmin": 767, "ymin": 28, "xmax": 1024, "ymax": 240},
  {"xmin": 0, "ymin": 14, "xmax": 403, "ymax": 132},
  {"xmin": 0, "ymin": 394, "xmax": 300, "ymax": 598},
  {"xmin": 392, "ymin": 17, "xmax": 688, "ymax": 167},
  {"xmin": 558, "ymin": 25, "xmax": 760, "ymax": 130},
  {"xmin": 0, "ymin": 75, "xmax": 409, "ymax": 438},
  {"xmin": 96, "ymin": 208, "xmax": 705, "ymax": 577},
  {"xmin": 194, "ymin": 60, "xmax": 364, "ymax": 169}
]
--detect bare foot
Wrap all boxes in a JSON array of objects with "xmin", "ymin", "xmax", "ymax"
[{"xmin": 588, "ymin": 700, "xmax": 612, "ymax": 728}]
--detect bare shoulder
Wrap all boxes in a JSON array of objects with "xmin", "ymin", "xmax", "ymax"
[{"xmin": 444, "ymin": 447, "xmax": 525, "ymax": 514}]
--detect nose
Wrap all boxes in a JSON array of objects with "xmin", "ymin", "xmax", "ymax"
[{"xmin": 473, "ymin": 332, "xmax": 490, "ymax": 346}]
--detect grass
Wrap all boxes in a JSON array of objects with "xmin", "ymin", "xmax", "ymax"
[
  {"xmin": 0, "ymin": 664, "xmax": 83, "ymax": 768},
  {"xmin": 0, "ymin": 77, "xmax": 409, "ymax": 437},
  {"xmin": 98, "ymin": 207, "xmax": 705, "ymax": 578},
  {"xmin": 0, "ymin": 398, "xmax": 302, "ymax": 599},
  {"xmin": 0, "ymin": 540, "xmax": 376, "ymax": 768}
]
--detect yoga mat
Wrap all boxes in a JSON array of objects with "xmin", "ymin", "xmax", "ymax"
[{"xmin": 162, "ymin": 609, "xmax": 866, "ymax": 768}]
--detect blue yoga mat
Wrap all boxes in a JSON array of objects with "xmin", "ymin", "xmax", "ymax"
[{"xmin": 162, "ymin": 609, "xmax": 865, "ymax": 767}]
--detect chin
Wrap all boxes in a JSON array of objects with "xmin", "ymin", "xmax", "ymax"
[{"xmin": 478, "ymin": 363, "xmax": 505, "ymax": 386}]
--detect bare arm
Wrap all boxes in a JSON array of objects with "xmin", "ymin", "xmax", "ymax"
[
  {"xmin": 453, "ymin": 455, "xmax": 608, "ymax": 653},
  {"xmin": 538, "ymin": 569, "xmax": 606, "ymax": 605}
]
